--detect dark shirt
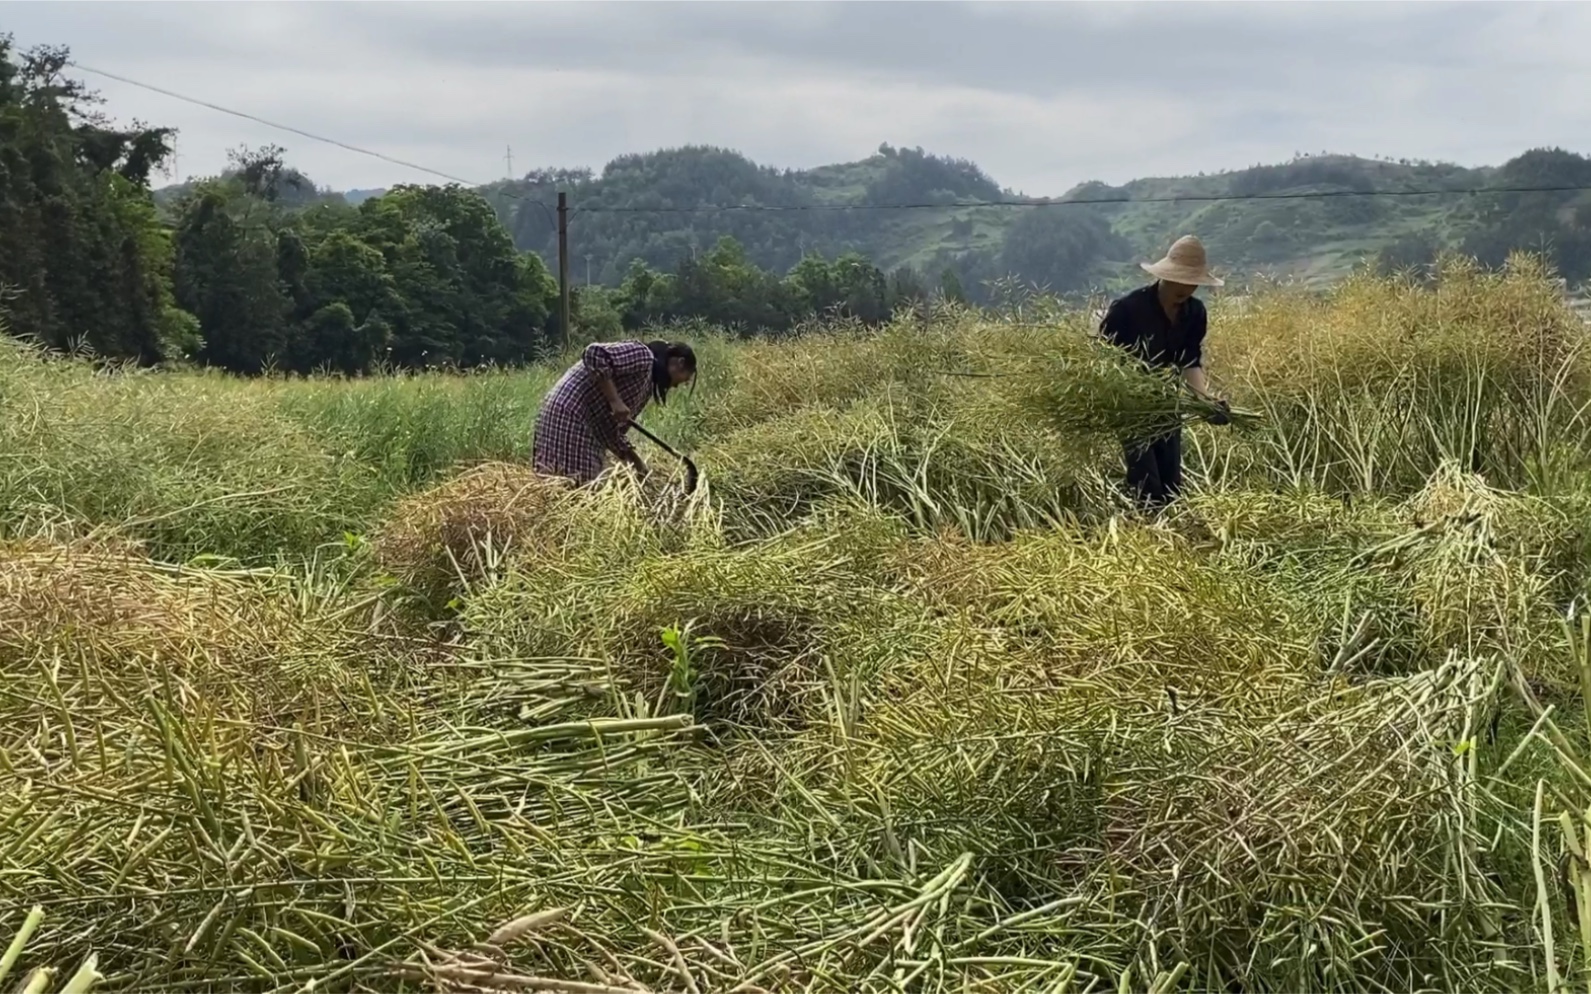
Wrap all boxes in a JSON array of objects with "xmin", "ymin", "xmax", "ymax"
[{"xmin": 1099, "ymin": 283, "xmax": 1205, "ymax": 371}]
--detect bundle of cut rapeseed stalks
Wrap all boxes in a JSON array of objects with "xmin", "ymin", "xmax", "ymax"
[
  {"xmin": 1017, "ymin": 334, "xmax": 1260, "ymax": 441},
  {"xmin": 943, "ymin": 321, "xmax": 1261, "ymax": 445}
]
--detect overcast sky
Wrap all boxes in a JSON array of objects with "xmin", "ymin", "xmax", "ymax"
[{"xmin": 7, "ymin": 1, "xmax": 1589, "ymax": 195}]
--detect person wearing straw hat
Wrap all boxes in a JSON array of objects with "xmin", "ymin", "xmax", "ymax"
[{"xmin": 1099, "ymin": 235, "xmax": 1230, "ymax": 510}]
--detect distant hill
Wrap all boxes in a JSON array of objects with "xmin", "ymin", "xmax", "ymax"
[
  {"xmin": 473, "ymin": 144, "xmax": 1591, "ymax": 296},
  {"xmin": 156, "ymin": 144, "xmax": 1591, "ymax": 298}
]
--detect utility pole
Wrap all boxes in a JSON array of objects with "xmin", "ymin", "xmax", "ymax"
[
  {"xmin": 504, "ymin": 145, "xmax": 514, "ymax": 180},
  {"xmin": 557, "ymin": 191, "xmax": 570, "ymax": 351},
  {"xmin": 585, "ymin": 254, "xmax": 593, "ymax": 285}
]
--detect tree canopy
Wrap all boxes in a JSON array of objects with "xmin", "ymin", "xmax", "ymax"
[
  {"xmin": 0, "ymin": 36, "xmax": 190, "ymax": 362},
  {"xmin": 167, "ymin": 147, "xmax": 564, "ymax": 373}
]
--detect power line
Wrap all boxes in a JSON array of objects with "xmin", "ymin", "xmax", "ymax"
[
  {"xmin": 575, "ymin": 183, "xmax": 1591, "ymax": 215},
  {"xmin": 65, "ymin": 59, "xmax": 1591, "ymax": 220},
  {"xmin": 68, "ymin": 59, "xmax": 560, "ymax": 222},
  {"xmin": 66, "ymin": 60, "xmax": 483, "ymax": 189}
]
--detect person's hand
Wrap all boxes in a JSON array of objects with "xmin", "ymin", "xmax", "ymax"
[{"xmin": 609, "ymin": 400, "xmax": 632, "ymax": 432}]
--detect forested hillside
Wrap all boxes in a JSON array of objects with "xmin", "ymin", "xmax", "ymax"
[
  {"xmin": 322, "ymin": 142, "xmax": 1591, "ymax": 299},
  {"xmin": 473, "ymin": 143, "xmax": 1591, "ymax": 296}
]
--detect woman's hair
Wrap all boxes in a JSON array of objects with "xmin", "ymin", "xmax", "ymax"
[{"xmin": 648, "ymin": 340, "xmax": 697, "ymax": 404}]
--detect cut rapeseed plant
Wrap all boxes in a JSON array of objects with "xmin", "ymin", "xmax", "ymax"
[{"xmin": 2, "ymin": 261, "xmax": 1591, "ymax": 991}]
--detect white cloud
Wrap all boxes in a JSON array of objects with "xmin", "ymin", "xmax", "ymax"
[{"xmin": 5, "ymin": 1, "xmax": 1588, "ymax": 195}]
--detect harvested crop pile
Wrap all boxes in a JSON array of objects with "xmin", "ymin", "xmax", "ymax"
[
  {"xmin": 468, "ymin": 525, "xmax": 926, "ymax": 735},
  {"xmin": 373, "ymin": 461, "xmax": 579, "ymax": 606},
  {"xmin": 802, "ymin": 655, "xmax": 1517, "ymax": 991},
  {"xmin": 1377, "ymin": 464, "xmax": 1574, "ymax": 685},
  {"xmin": 0, "ymin": 536, "xmax": 189, "ymax": 651},
  {"xmin": 891, "ymin": 522, "xmax": 1318, "ymax": 702},
  {"xmin": 0, "ymin": 537, "xmax": 378, "ymax": 733},
  {"xmin": 1092, "ymin": 658, "xmax": 1512, "ymax": 989},
  {"xmin": 0, "ymin": 609, "xmax": 704, "ymax": 994},
  {"xmin": 705, "ymin": 395, "xmax": 1115, "ymax": 542},
  {"xmin": 373, "ymin": 460, "xmax": 708, "ymax": 612},
  {"xmin": 791, "ymin": 513, "xmax": 1529, "ymax": 991}
]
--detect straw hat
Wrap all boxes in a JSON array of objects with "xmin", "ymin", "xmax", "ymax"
[{"xmin": 1141, "ymin": 235, "xmax": 1224, "ymax": 287}]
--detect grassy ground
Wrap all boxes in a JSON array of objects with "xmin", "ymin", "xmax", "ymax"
[{"xmin": 5, "ymin": 255, "xmax": 1591, "ymax": 992}]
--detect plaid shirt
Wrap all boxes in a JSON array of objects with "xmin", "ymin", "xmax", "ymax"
[{"xmin": 533, "ymin": 341, "xmax": 655, "ymax": 485}]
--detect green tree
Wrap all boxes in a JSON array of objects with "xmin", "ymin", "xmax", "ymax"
[
  {"xmin": 788, "ymin": 252, "xmax": 891, "ymax": 324},
  {"xmin": 171, "ymin": 185, "xmax": 291, "ymax": 373},
  {"xmin": 570, "ymin": 285, "xmax": 623, "ymax": 343},
  {"xmin": 670, "ymin": 237, "xmax": 798, "ymax": 334},
  {"xmin": 306, "ymin": 231, "xmax": 397, "ymax": 327},
  {"xmin": 0, "ymin": 37, "xmax": 189, "ymax": 362},
  {"xmin": 787, "ymin": 254, "xmax": 843, "ymax": 315},
  {"xmin": 370, "ymin": 185, "xmax": 556, "ymax": 365},
  {"xmin": 614, "ymin": 259, "xmax": 675, "ymax": 330},
  {"xmin": 288, "ymin": 231, "xmax": 396, "ymax": 373}
]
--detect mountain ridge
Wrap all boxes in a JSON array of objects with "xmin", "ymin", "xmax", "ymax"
[{"xmin": 155, "ymin": 143, "xmax": 1591, "ymax": 296}]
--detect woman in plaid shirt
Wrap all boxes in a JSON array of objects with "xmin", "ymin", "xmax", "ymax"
[{"xmin": 533, "ymin": 340, "xmax": 698, "ymax": 485}]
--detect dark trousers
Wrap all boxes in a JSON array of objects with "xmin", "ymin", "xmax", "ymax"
[{"xmin": 1124, "ymin": 429, "xmax": 1182, "ymax": 510}]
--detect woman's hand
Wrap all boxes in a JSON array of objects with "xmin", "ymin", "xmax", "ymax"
[{"xmin": 609, "ymin": 399, "xmax": 632, "ymax": 432}]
